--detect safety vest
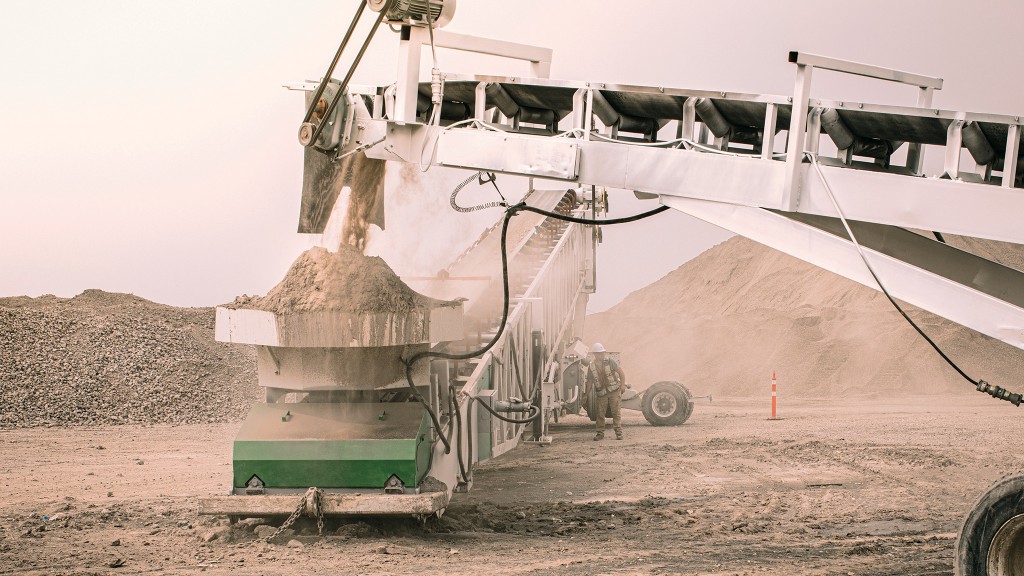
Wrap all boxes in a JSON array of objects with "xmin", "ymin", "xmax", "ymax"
[{"xmin": 594, "ymin": 358, "xmax": 621, "ymax": 396}]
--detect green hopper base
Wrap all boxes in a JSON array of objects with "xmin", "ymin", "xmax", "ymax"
[{"xmin": 232, "ymin": 402, "xmax": 431, "ymax": 491}]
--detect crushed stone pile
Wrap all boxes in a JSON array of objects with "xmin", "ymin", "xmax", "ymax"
[
  {"xmin": 228, "ymin": 245, "xmax": 455, "ymax": 314},
  {"xmin": 0, "ymin": 290, "xmax": 258, "ymax": 428},
  {"xmin": 586, "ymin": 236, "xmax": 1024, "ymax": 399}
]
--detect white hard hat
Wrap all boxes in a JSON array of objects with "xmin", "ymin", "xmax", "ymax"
[{"xmin": 591, "ymin": 342, "xmax": 606, "ymax": 353}]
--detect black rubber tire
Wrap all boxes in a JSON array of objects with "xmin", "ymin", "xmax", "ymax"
[
  {"xmin": 955, "ymin": 472, "xmax": 1024, "ymax": 576},
  {"xmin": 641, "ymin": 381, "xmax": 693, "ymax": 426},
  {"xmin": 584, "ymin": 383, "xmax": 598, "ymax": 422},
  {"xmin": 562, "ymin": 362, "xmax": 583, "ymax": 415}
]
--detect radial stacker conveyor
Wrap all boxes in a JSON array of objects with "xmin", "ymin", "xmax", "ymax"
[{"xmin": 199, "ymin": 2, "xmax": 1024, "ymax": 572}]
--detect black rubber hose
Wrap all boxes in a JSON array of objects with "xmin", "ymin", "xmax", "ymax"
[
  {"xmin": 520, "ymin": 203, "xmax": 671, "ymax": 226},
  {"xmin": 407, "ymin": 202, "xmax": 670, "ymax": 369},
  {"xmin": 402, "ymin": 201, "xmax": 670, "ymax": 461},
  {"xmin": 807, "ymin": 155, "xmax": 1020, "ymax": 406},
  {"xmin": 401, "ymin": 203, "xmax": 527, "ymax": 453},
  {"xmin": 475, "ymin": 397, "xmax": 541, "ymax": 424},
  {"xmin": 406, "ymin": 362, "xmax": 451, "ymax": 453},
  {"xmin": 450, "ymin": 385, "xmax": 470, "ymax": 483}
]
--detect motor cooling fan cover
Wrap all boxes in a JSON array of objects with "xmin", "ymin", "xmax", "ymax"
[{"xmin": 368, "ymin": 0, "xmax": 456, "ymax": 28}]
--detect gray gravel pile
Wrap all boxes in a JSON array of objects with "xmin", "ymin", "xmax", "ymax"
[{"xmin": 0, "ymin": 290, "xmax": 258, "ymax": 428}]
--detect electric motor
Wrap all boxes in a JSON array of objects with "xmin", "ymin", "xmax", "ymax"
[{"xmin": 368, "ymin": 0, "xmax": 455, "ymax": 28}]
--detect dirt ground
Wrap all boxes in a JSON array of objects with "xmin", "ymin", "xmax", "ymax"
[{"xmin": 2, "ymin": 396, "xmax": 1022, "ymax": 575}]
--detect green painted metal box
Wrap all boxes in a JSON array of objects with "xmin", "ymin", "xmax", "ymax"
[{"xmin": 233, "ymin": 402, "xmax": 431, "ymax": 490}]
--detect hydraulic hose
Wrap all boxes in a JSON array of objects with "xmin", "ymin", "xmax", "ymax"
[
  {"xmin": 807, "ymin": 153, "xmax": 1022, "ymax": 407},
  {"xmin": 450, "ymin": 385, "xmax": 470, "ymax": 483},
  {"xmin": 475, "ymin": 398, "xmax": 541, "ymax": 424},
  {"xmin": 402, "ymin": 199, "xmax": 670, "ymax": 466}
]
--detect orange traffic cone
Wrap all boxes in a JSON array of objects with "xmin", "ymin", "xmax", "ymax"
[{"xmin": 770, "ymin": 371, "xmax": 779, "ymax": 420}]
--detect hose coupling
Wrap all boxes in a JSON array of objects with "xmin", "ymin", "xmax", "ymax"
[
  {"xmin": 495, "ymin": 400, "xmax": 533, "ymax": 413},
  {"xmin": 431, "ymin": 68, "xmax": 443, "ymax": 105},
  {"xmin": 976, "ymin": 380, "xmax": 1023, "ymax": 406}
]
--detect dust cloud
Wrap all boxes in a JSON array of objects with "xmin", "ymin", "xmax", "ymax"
[
  {"xmin": 585, "ymin": 235, "xmax": 1024, "ymax": 400},
  {"xmin": 337, "ymin": 153, "xmax": 386, "ymax": 253},
  {"xmin": 363, "ymin": 163, "xmax": 524, "ymax": 280}
]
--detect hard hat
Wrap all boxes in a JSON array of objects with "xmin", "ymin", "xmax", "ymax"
[{"xmin": 591, "ymin": 342, "xmax": 606, "ymax": 353}]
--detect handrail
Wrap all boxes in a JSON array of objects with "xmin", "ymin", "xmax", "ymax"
[
  {"xmin": 788, "ymin": 51, "xmax": 943, "ymax": 91},
  {"xmin": 783, "ymin": 51, "xmax": 943, "ymax": 208},
  {"xmin": 456, "ymin": 217, "xmax": 589, "ymax": 461}
]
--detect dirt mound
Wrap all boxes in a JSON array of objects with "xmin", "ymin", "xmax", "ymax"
[
  {"xmin": 0, "ymin": 290, "xmax": 258, "ymax": 428},
  {"xmin": 183, "ymin": 498, "xmax": 659, "ymax": 544},
  {"xmin": 586, "ymin": 236, "xmax": 1024, "ymax": 399},
  {"xmin": 229, "ymin": 246, "xmax": 453, "ymax": 314}
]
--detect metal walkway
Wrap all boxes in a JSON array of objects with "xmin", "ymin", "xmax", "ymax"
[{"xmin": 404, "ymin": 186, "xmax": 593, "ymax": 495}]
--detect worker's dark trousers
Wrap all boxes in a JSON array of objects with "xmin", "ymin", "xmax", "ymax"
[{"xmin": 596, "ymin": 391, "xmax": 622, "ymax": 434}]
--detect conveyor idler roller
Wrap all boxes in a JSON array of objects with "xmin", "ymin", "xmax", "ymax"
[
  {"xmin": 592, "ymin": 90, "xmax": 661, "ymax": 135},
  {"xmin": 821, "ymin": 108, "xmax": 900, "ymax": 161},
  {"xmin": 962, "ymin": 121, "xmax": 996, "ymax": 166},
  {"xmin": 417, "ymin": 92, "xmax": 471, "ymax": 120},
  {"xmin": 694, "ymin": 98, "xmax": 732, "ymax": 138},
  {"xmin": 518, "ymin": 106, "xmax": 558, "ymax": 127},
  {"xmin": 485, "ymin": 82, "xmax": 520, "ymax": 118}
]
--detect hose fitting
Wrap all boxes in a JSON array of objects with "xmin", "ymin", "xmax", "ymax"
[
  {"xmin": 976, "ymin": 380, "xmax": 1023, "ymax": 406},
  {"xmin": 495, "ymin": 400, "xmax": 534, "ymax": 413},
  {"xmin": 431, "ymin": 67, "xmax": 443, "ymax": 105}
]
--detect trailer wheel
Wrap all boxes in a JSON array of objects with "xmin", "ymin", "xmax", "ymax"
[
  {"xmin": 955, "ymin": 472, "xmax": 1024, "ymax": 575},
  {"xmin": 641, "ymin": 381, "xmax": 693, "ymax": 426}
]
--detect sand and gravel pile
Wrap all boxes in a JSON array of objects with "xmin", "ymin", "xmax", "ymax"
[
  {"xmin": 586, "ymin": 236, "xmax": 1024, "ymax": 399},
  {"xmin": 228, "ymin": 245, "xmax": 455, "ymax": 314},
  {"xmin": 0, "ymin": 290, "xmax": 258, "ymax": 428}
]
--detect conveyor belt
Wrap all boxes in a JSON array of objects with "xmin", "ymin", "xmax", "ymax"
[
  {"xmin": 419, "ymin": 80, "xmax": 794, "ymax": 136},
  {"xmin": 828, "ymin": 108, "xmax": 949, "ymax": 146},
  {"xmin": 416, "ymin": 77, "xmax": 1021, "ymax": 162}
]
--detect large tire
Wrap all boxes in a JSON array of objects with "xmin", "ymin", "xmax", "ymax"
[
  {"xmin": 584, "ymin": 381, "xmax": 598, "ymax": 422},
  {"xmin": 562, "ymin": 361, "xmax": 584, "ymax": 416},
  {"xmin": 955, "ymin": 472, "xmax": 1024, "ymax": 576},
  {"xmin": 641, "ymin": 381, "xmax": 693, "ymax": 426}
]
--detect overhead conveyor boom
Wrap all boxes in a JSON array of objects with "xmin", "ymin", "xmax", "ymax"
[{"xmin": 304, "ymin": 42, "xmax": 1024, "ymax": 353}]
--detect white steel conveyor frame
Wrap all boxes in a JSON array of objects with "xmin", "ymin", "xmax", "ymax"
[{"xmin": 320, "ymin": 39, "xmax": 1024, "ymax": 352}]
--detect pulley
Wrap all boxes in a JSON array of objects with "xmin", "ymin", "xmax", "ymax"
[
  {"xmin": 368, "ymin": 0, "xmax": 456, "ymax": 28},
  {"xmin": 298, "ymin": 79, "xmax": 355, "ymax": 153}
]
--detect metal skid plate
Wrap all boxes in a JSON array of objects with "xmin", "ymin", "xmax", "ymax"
[{"xmin": 199, "ymin": 491, "xmax": 448, "ymax": 518}]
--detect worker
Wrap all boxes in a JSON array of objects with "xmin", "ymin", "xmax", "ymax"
[{"xmin": 588, "ymin": 342, "xmax": 627, "ymax": 441}]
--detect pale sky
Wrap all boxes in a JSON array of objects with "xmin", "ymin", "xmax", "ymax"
[{"xmin": 2, "ymin": 0, "xmax": 1022, "ymax": 312}]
